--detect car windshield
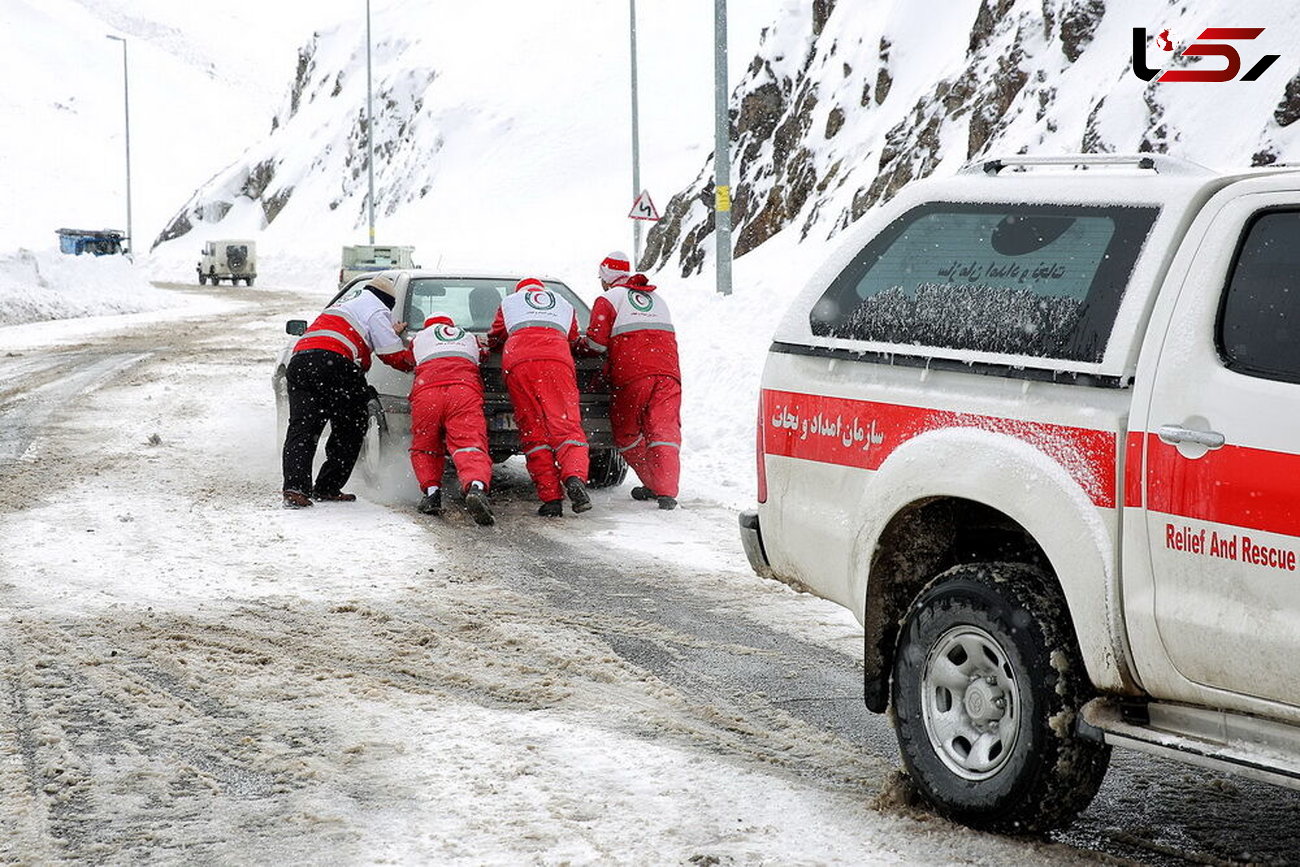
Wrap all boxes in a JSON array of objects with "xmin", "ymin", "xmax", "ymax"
[{"xmin": 404, "ymin": 277, "xmax": 589, "ymax": 333}]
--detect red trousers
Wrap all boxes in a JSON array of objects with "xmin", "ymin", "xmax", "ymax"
[
  {"xmin": 504, "ymin": 358, "xmax": 588, "ymax": 502},
  {"xmin": 409, "ymin": 383, "xmax": 493, "ymax": 492},
  {"xmin": 611, "ymin": 375, "xmax": 681, "ymax": 498}
]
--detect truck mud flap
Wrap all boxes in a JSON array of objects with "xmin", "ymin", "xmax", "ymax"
[{"xmin": 739, "ymin": 510, "xmax": 775, "ymax": 579}]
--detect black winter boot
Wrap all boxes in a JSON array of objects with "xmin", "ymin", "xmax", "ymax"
[
  {"xmin": 537, "ymin": 500, "xmax": 563, "ymax": 518},
  {"xmin": 564, "ymin": 476, "xmax": 592, "ymax": 513},
  {"xmin": 465, "ymin": 488, "xmax": 495, "ymax": 526},
  {"xmin": 283, "ymin": 489, "xmax": 313, "ymax": 509},
  {"xmin": 417, "ymin": 491, "xmax": 443, "ymax": 515}
]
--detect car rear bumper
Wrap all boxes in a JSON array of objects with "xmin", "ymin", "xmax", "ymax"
[{"xmin": 375, "ymin": 393, "xmax": 617, "ymax": 450}]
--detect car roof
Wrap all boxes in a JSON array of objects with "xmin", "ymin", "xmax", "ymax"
[{"xmin": 351, "ymin": 269, "xmax": 570, "ymax": 284}]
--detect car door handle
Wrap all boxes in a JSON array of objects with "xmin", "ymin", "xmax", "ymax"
[{"xmin": 1157, "ymin": 425, "xmax": 1225, "ymax": 450}]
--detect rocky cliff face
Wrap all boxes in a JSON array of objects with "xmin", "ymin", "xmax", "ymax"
[{"xmin": 642, "ymin": 0, "xmax": 1300, "ymax": 277}]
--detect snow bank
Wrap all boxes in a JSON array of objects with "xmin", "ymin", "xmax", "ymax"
[{"xmin": 0, "ymin": 248, "xmax": 183, "ymax": 327}]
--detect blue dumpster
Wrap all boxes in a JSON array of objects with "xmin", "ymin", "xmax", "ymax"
[{"xmin": 56, "ymin": 228, "xmax": 126, "ymax": 256}]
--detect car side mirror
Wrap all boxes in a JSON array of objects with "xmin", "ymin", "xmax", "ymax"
[{"xmin": 285, "ymin": 319, "xmax": 307, "ymax": 336}]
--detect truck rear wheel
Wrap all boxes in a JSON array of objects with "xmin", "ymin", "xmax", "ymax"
[{"xmin": 891, "ymin": 562, "xmax": 1110, "ymax": 834}]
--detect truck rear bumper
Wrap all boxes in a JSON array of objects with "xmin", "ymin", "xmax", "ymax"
[{"xmin": 739, "ymin": 510, "xmax": 775, "ymax": 578}]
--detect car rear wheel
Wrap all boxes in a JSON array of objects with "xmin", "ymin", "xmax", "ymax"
[
  {"xmin": 273, "ymin": 370, "xmax": 290, "ymax": 452},
  {"xmin": 587, "ymin": 447, "xmax": 627, "ymax": 488},
  {"xmin": 357, "ymin": 399, "xmax": 388, "ymax": 486},
  {"xmin": 891, "ymin": 562, "xmax": 1110, "ymax": 834}
]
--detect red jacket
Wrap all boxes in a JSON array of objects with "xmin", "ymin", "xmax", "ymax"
[
  {"xmin": 295, "ymin": 289, "xmax": 414, "ymax": 372},
  {"xmin": 487, "ymin": 282, "xmax": 581, "ymax": 373},
  {"xmin": 585, "ymin": 274, "xmax": 680, "ymax": 386}
]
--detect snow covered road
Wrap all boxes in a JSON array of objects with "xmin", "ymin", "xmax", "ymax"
[{"xmin": 2, "ymin": 282, "xmax": 1298, "ymax": 865}]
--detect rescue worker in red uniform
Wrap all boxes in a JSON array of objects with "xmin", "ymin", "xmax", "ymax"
[
  {"xmin": 408, "ymin": 312, "xmax": 495, "ymax": 526},
  {"xmin": 487, "ymin": 277, "xmax": 592, "ymax": 517},
  {"xmin": 585, "ymin": 253, "xmax": 682, "ymax": 510},
  {"xmin": 282, "ymin": 273, "xmax": 414, "ymax": 508}
]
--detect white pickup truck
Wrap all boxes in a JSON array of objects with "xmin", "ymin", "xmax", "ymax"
[{"xmin": 741, "ymin": 154, "xmax": 1300, "ymax": 833}]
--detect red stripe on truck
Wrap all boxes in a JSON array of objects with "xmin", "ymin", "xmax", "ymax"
[
  {"xmin": 1125, "ymin": 432, "xmax": 1145, "ymax": 509},
  {"xmin": 761, "ymin": 389, "xmax": 1118, "ymax": 508},
  {"xmin": 1145, "ymin": 434, "xmax": 1300, "ymax": 537}
]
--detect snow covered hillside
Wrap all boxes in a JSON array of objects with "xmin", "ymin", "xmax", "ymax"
[
  {"xmin": 644, "ymin": 0, "xmax": 1300, "ymax": 276},
  {"xmin": 143, "ymin": 0, "xmax": 1300, "ymax": 284},
  {"xmin": 145, "ymin": 1, "xmax": 782, "ymax": 281}
]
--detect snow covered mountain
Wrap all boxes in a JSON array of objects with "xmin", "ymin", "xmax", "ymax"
[
  {"xmin": 643, "ymin": 0, "xmax": 1300, "ymax": 276},
  {"xmin": 149, "ymin": 0, "xmax": 1300, "ymax": 283},
  {"xmin": 146, "ymin": 1, "xmax": 779, "ymax": 279}
]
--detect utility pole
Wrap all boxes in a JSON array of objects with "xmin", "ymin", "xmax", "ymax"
[
  {"xmin": 629, "ymin": 0, "xmax": 643, "ymax": 266},
  {"xmin": 366, "ymin": 0, "xmax": 376, "ymax": 244},
  {"xmin": 713, "ymin": 0, "xmax": 732, "ymax": 295},
  {"xmin": 105, "ymin": 35, "xmax": 132, "ymax": 257}
]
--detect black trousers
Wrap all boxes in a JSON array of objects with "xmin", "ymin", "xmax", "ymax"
[{"xmin": 281, "ymin": 350, "xmax": 370, "ymax": 496}]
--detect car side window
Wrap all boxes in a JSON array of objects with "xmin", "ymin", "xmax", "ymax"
[
  {"xmin": 810, "ymin": 203, "xmax": 1159, "ymax": 362},
  {"xmin": 1217, "ymin": 210, "xmax": 1300, "ymax": 384}
]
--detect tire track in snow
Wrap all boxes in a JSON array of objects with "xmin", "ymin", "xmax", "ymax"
[
  {"xmin": 0, "ymin": 352, "xmax": 151, "ymax": 464},
  {"xmin": 1, "ymin": 618, "xmax": 326, "ymax": 861}
]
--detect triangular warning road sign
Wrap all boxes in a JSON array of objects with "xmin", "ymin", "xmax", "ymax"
[{"xmin": 628, "ymin": 190, "xmax": 660, "ymax": 221}]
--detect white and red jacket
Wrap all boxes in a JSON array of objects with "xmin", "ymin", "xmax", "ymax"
[
  {"xmin": 295, "ymin": 288, "xmax": 413, "ymax": 372},
  {"xmin": 585, "ymin": 274, "xmax": 680, "ymax": 386},
  {"xmin": 486, "ymin": 279, "xmax": 581, "ymax": 372},
  {"xmin": 410, "ymin": 315, "xmax": 486, "ymax": 396}
]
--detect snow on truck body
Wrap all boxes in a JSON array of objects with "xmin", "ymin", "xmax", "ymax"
[{"xmin": 743, "ymin": 154, "xmax": 1300, "ymax": 833}]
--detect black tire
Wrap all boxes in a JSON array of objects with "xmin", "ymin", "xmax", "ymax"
[
  {"xmin": 587, "ymin": 447, "xmax": 628, "ymax": 488},
  {"xmin": 197, "ymin": 272, "xmax": 207, "ymax": 285},
  {"xmin": 891, "ymin": 562, "xmax": 1110, "ymax": 834},
  {"xmin": 357, "ymin": 399, "xmax": 388, "ymax": 486},
  {"xmin": 247, "ymin": 277, "xmax": 255, "ymax": 286},
  {"xmin": 273, "ymin": 370, "xmax": 289, "ymax": 452}
]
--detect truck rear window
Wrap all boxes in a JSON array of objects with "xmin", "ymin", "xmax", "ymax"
[{"xmin": 810, "ymin": 203, "xmax": 1159, "ymax": 362}]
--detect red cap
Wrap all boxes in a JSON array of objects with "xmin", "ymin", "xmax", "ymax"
[
  {"xmin": 599, "ymin": 251, "xmax": 631, "ymax": 284},
  {"xmin": 423, "ymin": 312, "xmax": 455, "ymax": 328},
  {"xmin": 515, "ymin": 277, "xmax": 546, "ymax": 293}
]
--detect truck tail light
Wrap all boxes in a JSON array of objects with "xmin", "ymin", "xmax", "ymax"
[{"xmin": 756, "ymin": 392, "xmax": 768, "ymax": 503}]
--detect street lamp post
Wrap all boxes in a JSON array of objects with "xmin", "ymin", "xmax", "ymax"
[
  {"xmin": 713, "ymin": 0, "xmax": 732, "ymax": 295},
  {"xmin": 629, "ymin": 0, "xmax": 642, "ymax": 265},
  {"xmin": 365, "ymin": 0, "xmax": 376, "ymax": 244},
  {"xmin": 105, "ymin": 34, "xmax": 133, "ymax": 256}
]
